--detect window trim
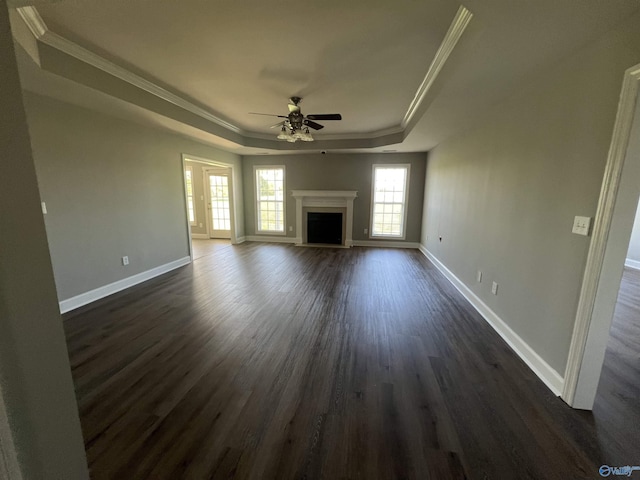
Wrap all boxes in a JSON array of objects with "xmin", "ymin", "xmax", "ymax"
[
  {"xmin": 184, "ymin": 165, "xmax": 197, "ymax": 227},
  {"xmin": 369, "ymin": 163, "xmax": 411, "ymax": 240},
  {"xmin": 254, "ymin": 165, "xmax": 286, "ymax": 235}
]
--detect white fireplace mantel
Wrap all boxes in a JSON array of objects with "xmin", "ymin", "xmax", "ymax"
[{"xmin": 291, "ymin": 190, "xmax": 358, "ymax": 246}]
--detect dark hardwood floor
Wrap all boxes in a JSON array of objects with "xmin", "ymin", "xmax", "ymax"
[
  {"xmin": 62, "ymin": 242, "xmax": 637, "ymax": 479},
  {"xmin": 593, "ymin": 267, "xmax": 640, "ymax": 466}
]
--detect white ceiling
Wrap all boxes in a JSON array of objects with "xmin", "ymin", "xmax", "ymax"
[{"xmin": 11, "ymin": 0, "xmax": 640, "ymax": 154}]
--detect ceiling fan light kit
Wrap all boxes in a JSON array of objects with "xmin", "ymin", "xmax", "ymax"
[{"xmin": 251, "ymin": 97, "xmax": 342, "ymax": 143}]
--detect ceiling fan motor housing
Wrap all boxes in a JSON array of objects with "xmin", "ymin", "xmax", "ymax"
[{"xmin": 289, "ymin": 111, "xmax": 304, "ymax": 129}]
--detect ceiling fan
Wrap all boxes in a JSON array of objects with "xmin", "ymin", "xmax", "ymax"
[{"xmin": 250, "ymin": 97, "xmax": 342, "ymax": 142}]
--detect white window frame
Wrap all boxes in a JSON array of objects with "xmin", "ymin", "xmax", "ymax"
[
  {"xmin": 254, "ymin": 165, "xmax": 286, "ymax": 235},
  {"xmin": 184, "ymin": 165, "xmax": 197, "ymax": 226},
  {"xmin": 369, "ymin": 164, "xmax": 411, "ymax": 240}
]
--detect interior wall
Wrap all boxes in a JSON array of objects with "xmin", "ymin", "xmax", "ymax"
[
  {"xmin": 0, "ymin": 4, "xmax": 88, "ymax": 477},
  {"xmin": 420, "ymin": 15, "xmax": 640, "ymax": 375},
  {"xmin": 184, "ymin": 159, "xmax": 208, "ymax": 236},
  {"xmin": 22, "ymin": 92, "xmax": 243, "ymax": 303},
  {"xmin": 625, "ymin": 196, "xmax": 640, "ymax": 265},
  {"xmin": 242, "ymin": 152, "xmax": 427, "ymax": 242}
]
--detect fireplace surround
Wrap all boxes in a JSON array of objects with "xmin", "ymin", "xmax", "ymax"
[{"xmin": 291, "ymin": 190, "xmax": 358, "ymax": 247}]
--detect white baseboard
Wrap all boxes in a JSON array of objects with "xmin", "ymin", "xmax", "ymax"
[
  {"xmin": 418, "ymin": 245, "xmax": 564, "ymax": 396},
  {"xmin": 245, "ymin": 235, "xmax": 297, "ymax": 244},
  {"xmin": 352, "ymin": 240, "xmax": 420, "ymax": 249},
  {"xmin": 191, "ymin": 233, "xmax": 210, "ymax": 239},
  {"xmin": 59, "ymin": 256, "xmax": 191, "ymax": 314},
  {"xmin": 624, "ymin": 258, "xmax": 640, "ymax": 270},
  {"xmin": 233, "ymin": 236, "xmax": 247, "ymax": 244}
]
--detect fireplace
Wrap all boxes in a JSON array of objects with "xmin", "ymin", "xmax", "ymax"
[
  {"xmin": 291, "ymin": 190, "xmax": 358, "ymax": 247},
  {"xmin": 307, "ymin": 212, "xmax": 343, "ymax": 245}
]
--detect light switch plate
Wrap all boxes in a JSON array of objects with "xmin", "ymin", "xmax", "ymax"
[{"xmin": 572, "ymin": 216, "xmax": 591, "ymax": 236}]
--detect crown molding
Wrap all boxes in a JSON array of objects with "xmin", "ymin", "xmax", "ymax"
[
  {"xmin": 15, "ymin": 5, "xmax": 471, "ymax": 149},
  {"xmin": 16, "ymin": 5, "xmax": 46, "ymax": 38},
  {"xmin": 402, "ymin": 5, "xmax": 473, "ymax": 129},
  {"xmin": 16, "ymin": 6, "xmax": 243, "ymax": 135}
]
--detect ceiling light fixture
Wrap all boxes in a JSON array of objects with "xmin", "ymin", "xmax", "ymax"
[{"xmin": 278, "ymin": 124, "xmax": 313, "ymax": 143}]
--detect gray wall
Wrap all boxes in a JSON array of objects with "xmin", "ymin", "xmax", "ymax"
[
  {"xmin": 23, "ymin": 92, "xmax": 243, "ymax": 302},
  {"xmin": 0, "ymin": 4, "xmax": 88, "ymax": 477},
  {"xmin": 421, "ymin": 14, "xmax": 640, "ymax": 374},
  {"xmin": 242, "ymin": 153, "xmax": 427, "ymax": 242},
  {"xmin": 625, "ymin": 196, "xmax": 640, "ymax": 263}
]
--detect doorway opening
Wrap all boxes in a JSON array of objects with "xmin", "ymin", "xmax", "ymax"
[
  {"xmin": 181, "ymin": 155, "xmax": 239, "ymax": 260},
  {"xmin": 563, "ymin": 63, "xmax": 640, "ymax": 410}
]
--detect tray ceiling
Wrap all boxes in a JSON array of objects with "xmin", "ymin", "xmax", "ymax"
[{"xmin": 10, "ymin": 0, "xmax": 640, "ymax": 154}]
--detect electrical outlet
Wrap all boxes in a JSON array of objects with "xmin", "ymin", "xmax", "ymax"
[
  {"xmin": 364, "ymin": 228, "xmax": 368, "ymax": 234},
  {"xmin": 477, "ymin": 271, "xmax": 482, "ymax": 283},
  {"xmin": 41, "ymin": 202, "xmax": 47, "ymax": 214},
  {"xmin": 199, "ymin": 223, "xmax": 203, "ymax": 228},
  {"xmin": 289, "ymin": 226, "xmax": 293, "ymax": 231},
  {"xmin": 122, "ymin": 256, "xmax": 129, "ymax": 266},
  {"xmin": 491, "ymin": 281, "xmax": 498, "ymax": 295}
]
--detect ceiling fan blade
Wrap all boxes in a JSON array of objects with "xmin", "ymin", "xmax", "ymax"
[
  {"xmin": 306, "ymin": 114, "xmax": 342, "ymax": 121},
  {"xmin": 304, "ymin": 119, "xmax": 324, "ymax": 130},
  {"xmin": 269, "ymin": 121, "xmax": 286, "ymax": 129},
  {"xmin": 249, "ymin": 112, "xmax": 287, "ymax": 118}
]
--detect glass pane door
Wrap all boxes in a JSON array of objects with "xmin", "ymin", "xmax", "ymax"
[{"xmin": 208, "ymin": 173, "xmax": 231, "ymax": 238}]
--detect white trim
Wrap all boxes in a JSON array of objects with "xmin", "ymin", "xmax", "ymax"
[
  {"xmin": 181, "ymin": 156, "xmax": 194, "ymax": 261},
  {"xmin": 369, "ymin": 164, "xmax": 411, "ymax": 240},
  {"xmin": 245, "ymin": 235, "xmax": 297, "ymax": 244},
  {"xmin": 624, "ymin": 258, "xmax": 640, "ymax": 270},
  {"xmin": 15, "ymin": 6, "xmax": 470, "ymax": 148},
  {"xmin": 15, "ymin": 7, "xmax": 241, "ymax": 135},
  {"xmin": 291, "ymin": 190, "xmax": 358, "ymax": 199},
  {"xmin": 292, "ymin": 190, "xmax": 358, "ymax": 247},
  {"xmin": 191, "ymin": 233, "xmax": 210, "ymax": 239},
  {"xmin": 353, "ymin": 240, "xmax": 420, "ymax": 249},
  {"xmin": 185, "ymin": 165, "xmax": 197, "ymax": 227},
  {"xmin": 203, "ymin": 167, "xmax": 234, "ymax": 240},
  {"xmin": 0, "ymin": 385, "xmax": 22, "ymax": 480},
  {"xmin": 183, "ymin": 154, "xmax": 239, "ymax": 245},
  {"xmin": 420, "ymin": 245, "xmax": 565, "ymax": 396},
  {"xmin": 254, "ymin": 165, "xmax": 286, "ymax": 235},
  {"xmin": 15, "ymin": 5, "xmax": 45, "ymax": 38},
  {"xmin": 402, "ymin": 6, "xmax": 473, "ymax": 129},
  {"xmin": 59, "ymin": 256, "xmax": 191, "ymax": 314},
  {"xmin": 563, "ymin": 64, "xmax": 640, "ymax": 409},
  {"xmin": 234, "ymin": 236, "xmax": 247, "ymax": 244}
]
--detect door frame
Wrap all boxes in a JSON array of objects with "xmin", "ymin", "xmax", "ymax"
[
  {"xmin": 563, "ymin": 63, "xmax": 640, "ymax": 409},
  {"xmin": 203, "ymin": 167, "xmax": 233, "ymax": 240},
  {"xmin": 181, "ymin": 154, "xmax": 239, "ymax": 261}
]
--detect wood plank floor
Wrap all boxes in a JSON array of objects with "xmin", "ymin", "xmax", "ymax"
[
  {"xmin": 593, "ymin": 267, "xmax": 640, "ymax": 466},
  {"xmin": 62, "ymin": 242, "xmax": 637, "ymax": 479}
]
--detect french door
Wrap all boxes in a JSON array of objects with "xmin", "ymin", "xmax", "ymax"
[{"xmin": 205, "ymin": 169, "xmax": 232, "ymax": 239}]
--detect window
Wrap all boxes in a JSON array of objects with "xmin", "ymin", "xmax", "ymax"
[
  {"xmin": 185, "ymin": 166, "xmax": 196, "ymax": 226},
  {"xmin": 255, "ymin": 166, "xmax": 285, "ymax": 233},
  {"xmin": 371, "ymin": 164, "xmax": 410, "ymax": 238}
]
